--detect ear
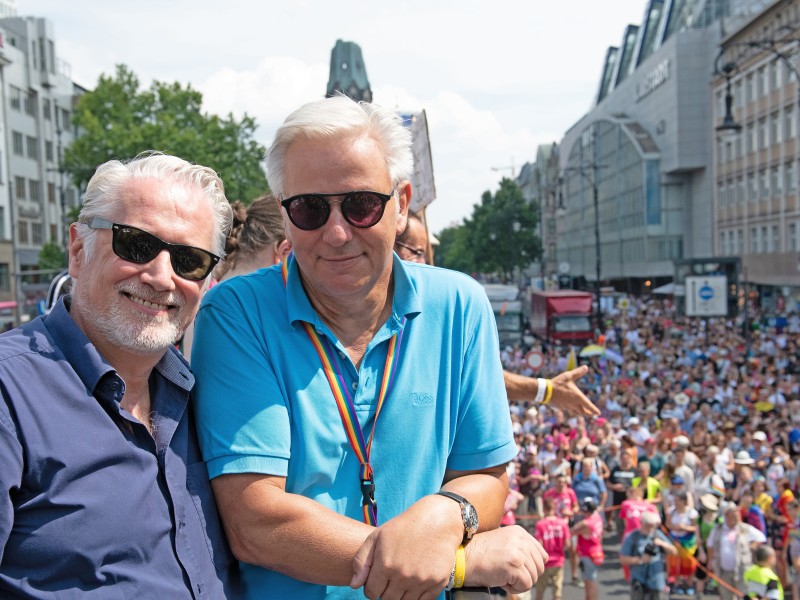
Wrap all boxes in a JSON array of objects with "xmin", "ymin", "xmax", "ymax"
[
  {"xmin": 395, "ymin": 180, "xmax": 412, "ymax": 236},
  {"xmin": 67, "ymin": 223, "xmax": 85, "ymax": 279},
  {"xmin": 274, "ymin": 239, "xmax": 292, "ymax": 265}
]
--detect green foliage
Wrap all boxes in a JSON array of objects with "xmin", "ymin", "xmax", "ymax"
[
  {"xmin": 38, "ymin": 241, "xmax": 66, "ymax": 271},
  {"xmin": 64, "ymin": 64, "xmax": 268, "ymax": 203},
  {"xmin": 436, "ymin": 178, "xmax": 541, "ymax": 280}
]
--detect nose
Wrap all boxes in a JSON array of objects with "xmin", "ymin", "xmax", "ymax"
[
  {"xmin": 320, "ymin": 203, "xmax": 352, "ymax": 246},
  {"xmin": 139, "ymin": 250, "xmax": 177, "ymax": 291}
]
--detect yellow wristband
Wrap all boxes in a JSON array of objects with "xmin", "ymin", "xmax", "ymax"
[
  {"xmin": 542, "ymin": 379, "xmax": 553, "ymax": 404},
  {"xmin": 453, "ymin": 544, "xmax": 466, "ymax": 589}
]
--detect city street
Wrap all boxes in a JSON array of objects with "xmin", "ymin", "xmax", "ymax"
[{"xmin": 554, "ymin": 533, "xmax": 631, "ymax": 600}]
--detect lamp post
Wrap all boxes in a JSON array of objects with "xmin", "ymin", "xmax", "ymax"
[
  {"xmin": 562, "ymin": 164, "xmax": 604, "ymax": 333},
  {"xmin": 714, "ymin": 53, "xmax": 742, "ymax": 139}
]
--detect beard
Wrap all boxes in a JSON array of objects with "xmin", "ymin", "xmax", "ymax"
[{"xmin": 86, "ymin": 281, "xmax": 189, "ymax": 354}]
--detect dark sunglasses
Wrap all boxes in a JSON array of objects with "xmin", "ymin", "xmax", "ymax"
[
  {"xmin": 81, "ymin": 217, "xmax": 220, "ymax": 281},
  {"xmin": 394, "ymin": 241, "xmax": 425, "ymax": 258},
  {"xmin": 280, "ymin": 189, "xmax": 395, "ymax": 231}
]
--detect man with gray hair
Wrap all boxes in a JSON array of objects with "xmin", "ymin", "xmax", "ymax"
[
  {"xmin": 0, "ymin": 153, "xmax": 238, "ymax": 597},
  {"xmin": 620, "ymin": 511, "xmax": 678, "ymax": 599},
  {"xmin": 192, "ymin": 95, "xmax": 548, "ymax": 599}
]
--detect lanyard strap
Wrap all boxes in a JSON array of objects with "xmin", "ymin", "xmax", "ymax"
[{"xmin": 282, "ymin": 254, "xmax": 405, "ymax": 525}]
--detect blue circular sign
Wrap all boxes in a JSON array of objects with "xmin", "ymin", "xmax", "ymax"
[{"xmin": 698, "ymin": 285, "xmax": 714, "ymax": 301}]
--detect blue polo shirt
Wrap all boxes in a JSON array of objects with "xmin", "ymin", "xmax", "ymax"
[
  {"xmin": 0, "ymin": 298, "xmax": 238, "ymax": 598},
  {"xmin": 192, "ymin": 256, "xmax": 515, "ymax": 600}
]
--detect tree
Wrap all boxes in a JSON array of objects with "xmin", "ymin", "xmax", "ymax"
[
  {"xmin": 436, "ymin": 178, "xmax": 541, "ymax": 280},
  {"xmin": 64, "ymin": 64, "xmax": 268, "ymax": 203},
  {"xmin": 38, "ymin": 241, "xmax": 66, "ymax": 272}
]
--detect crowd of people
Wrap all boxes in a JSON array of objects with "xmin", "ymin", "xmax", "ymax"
[{"xmin": 500, "ymin": 295, "xmax": 800, "ymax": 599}]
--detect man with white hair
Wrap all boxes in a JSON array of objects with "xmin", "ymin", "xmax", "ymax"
[
  {"xmin": 0, "ymin": 153, "xmax": 239, "ymax": 597},
  {"xmin": 192, "ymin": 96, "xmax": 548, "ymax": 599},
  {"xmin": 620, "ymin": 511, "xmax": 677, "ymax": 599}
]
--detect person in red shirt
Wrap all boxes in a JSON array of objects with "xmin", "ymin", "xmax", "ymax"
[
  {"xmin": 543, "ymin": 473, "xmax": 579, "ymax": 520},
  {"xmin": 619, "ymin": 486, "xmax": 659, "ymax": 582},
  {"xmin": 571, "ymin": 497, "xmax": 605, "ymax": 600},
  {"xmin": 534, "ymin": 497, "xmax": 571, "ymax": 600}
]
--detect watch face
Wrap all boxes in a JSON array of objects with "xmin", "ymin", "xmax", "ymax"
[{"xmin": 464, "ymin": 503, "xmax": 479, "ymax": 536}]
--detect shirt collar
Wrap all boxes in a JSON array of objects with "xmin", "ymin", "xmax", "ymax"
[
  {"xmin": 284, "ymin": 253, "xmax": 422, "ymax": 331},
  {"xmin": 43, "ymin": 295, "xmax": 194, "ymax": 395}
]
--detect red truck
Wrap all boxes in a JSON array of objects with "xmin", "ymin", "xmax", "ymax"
[{"xmin": 529, "ymin": 290, "xmax": 594, "ymax": 345}]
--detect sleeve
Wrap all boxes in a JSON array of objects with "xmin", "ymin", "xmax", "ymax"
[
  {"xmin": 596, "ymin": 475, "xmax": 607, "ymax": 494},
  {"xmin": 0, "ymin": 396, "xmax": 23, "ymax": 561},
  {"xmin": 446, "ymin": 284, "xmax": 515, "ymax": 470},
  {"xmin": 620, "ymin": 531, "xmax": 635, "ymax": 556},
  {"xmin": 765, "ymin": 578, "xmax": 781, "ymax": 599},
  {"xmin": 747, "ymin": 524, "xmax": 767, "ymax": 545},
  {"xmin": 191, "ymin": 291, "xmax": 291, "ymax": 479}
]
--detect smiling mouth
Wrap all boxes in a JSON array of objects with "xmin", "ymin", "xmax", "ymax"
[{"xmin": 124, "ymin": 292, "xmax": 175, "ymax": 311}]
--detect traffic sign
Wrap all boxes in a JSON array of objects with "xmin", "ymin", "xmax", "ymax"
[
  {"xmin": 525, "ymin": 350, "xmax": 544, "ymax": 371},
  {"xmin": 685, "ymin": 275, "xmax": 728, "ymax": 316}
]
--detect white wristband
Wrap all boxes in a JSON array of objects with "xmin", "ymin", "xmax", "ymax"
[{"xmin": 535, "ymin": 378, "xmax": 546, "ymax": 404}]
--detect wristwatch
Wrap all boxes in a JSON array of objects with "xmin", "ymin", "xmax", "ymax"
[{"xmin": 436, "ymin": 490, "xmax": 479, "ymax": 542}]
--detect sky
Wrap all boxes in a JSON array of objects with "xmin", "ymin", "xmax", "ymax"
[{"xmin": 24, "ymin": 1, "xmax": 648, "ymax": 234}]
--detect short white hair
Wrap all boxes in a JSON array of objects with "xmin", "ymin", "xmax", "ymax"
[{"xmin": 641, "ymin": 512, "xmax": 661, "ymax": 526}]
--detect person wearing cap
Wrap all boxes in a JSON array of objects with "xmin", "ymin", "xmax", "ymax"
[
  {"xmin": 570, "ymin": 497, "xmax": 604, "ymax": 600},
  {"xmin": 707, "ymin": 501, "xmax": 767, "ymax": 600},
  {"xmin": 620, "ymin": 511, "xmax": 677, "ymax": 600},
  {"xmin": 695, "ymin": 493, "xmax": 723, "ymax": 599},
  {"xmin": 628, "ymin": 417, "xmax": 651, "ymax": 448},
  {"xmin": 639, "ymin": 437, "xmax": 665, "ymax": 477}
]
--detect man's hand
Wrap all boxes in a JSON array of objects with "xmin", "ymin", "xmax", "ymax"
[
  {"xmin": 462, "ymin": 526, "xmax": 548, "ymax": 593},
  {"xmin": 549, "ymin": 365, "xmax": 599, "ymax": 417},
  {"xmin": 350, "ymin": 495, "xmax": 462, "ymax": 599}
]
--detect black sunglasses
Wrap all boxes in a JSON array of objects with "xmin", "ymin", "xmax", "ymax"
[
  {"xmin": 81, "ymin": 217, "xmax": 221, "ymax": 281},
  {"xmin": 394, "ymin": 241, "xmax": 426, "ymax": 258},
  {"xmin": 280, "ymin": 189, "xmax": 395, "ymax": 231}
]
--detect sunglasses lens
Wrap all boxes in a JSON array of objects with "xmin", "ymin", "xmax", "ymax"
[
  {"xmin": 288, "ymin": 195, "xmax": 329, "ymax": 230},
  {"xmin": 343, "ymin": 192, "xmax": 386, "ymax": 227},
  {"xmin": 171, "ymin": 247, "xmax": 213, "ymax": 280},
  {"xmin": 114, "ymin": 227, "xmax": 160, "ymax": 264}
]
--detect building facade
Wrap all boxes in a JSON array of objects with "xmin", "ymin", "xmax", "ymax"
[
  {"xmin": 714, "ymin": 0, "xmax": 800, "ymax": 306},
  {"xmin": 557, "ymin": 0, "xmax": 766, "ymax": 293},
  {"xmin": 0, "ymin": 15, "xmax": 81, "ymax": 322}
]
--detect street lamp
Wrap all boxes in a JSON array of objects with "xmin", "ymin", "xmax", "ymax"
[{"xmin": 715, "ymin": 56, "xmax": 741, "ymax": 138}]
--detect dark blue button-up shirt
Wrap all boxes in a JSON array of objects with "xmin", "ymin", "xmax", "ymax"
[{"xmin": 0, "ymin": 298, "xmax": 239, "ymax": 598}]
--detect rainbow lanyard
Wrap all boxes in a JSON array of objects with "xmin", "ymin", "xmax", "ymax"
[{"xmin": 282, "ymin": 255, "xmax": 405, "ymax": 525}]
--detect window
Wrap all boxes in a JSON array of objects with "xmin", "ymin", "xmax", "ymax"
[
  {"xmin": 759, "ymin": 169, "xmax": 769, "ymax": 198},
  {"xmin": 751, "ymin": 227, "xmax": 758, "ymax": 253},
  {"xmin": 772, "ymin": 112, "xmax": 782, "ymax": 144},
  {"xmin": 9, "ymin": 86, "xmax": 21, "ymax": 110},
  {"xmin": 772, "ymin": 224, "xmax": 781, "ymax": 252},
  {"xmin": 23, "ymin": 93, "xmax": 36, "ymax": 117},
  {"xmin": 786, "ymin": 106, "xmax": 796, "ymax": 140},
  {"xmin": 772, "ymin": 166, "xmax": 782, "ymax": 195},
  {"xmin": 28, "ymin": 180, "xmax": 41, "ymax": 203},
  {"xmin": 737, "ymin": 229, "xmax": 744, "ymax": 254},
  {"xmin": 748, "ymin": 172, "xmax": 757, "ymax": 202},
  {"xmin": 746, "ymin": 74, "xmax": 755, "ymax": 103},
  {"xmin": 758, "ymin": 118, "xmax": 768, "ymax": 149},
  {"xmin": 14, "ymin": 176, "xmax": 25, "ymax": 200},
  {"xmin": 757, "ymin": 66, "xmax": 767, "ymax": 96},
  {"xmin": 42, "ymin": 98, "xmax": 51, "ymax": 120},
  {"xmin": 17, "ymin": 221, "xmax": 28, "ymax": 244},
  {"xmin": 45, "ymin": 140, "xmax": 53, "ymax": 162},
  {"xmin": 0, "ymin": 264, "xmax": 9, "ymax": 292},
  {"xmin": 31, "ymin": 222, "xmax": 42, "ymax": 245},
  {"xmin": 746, "ymin": 123, "xmax": 755, "ymax": 153},
  {"xmin": 762, "ymin": 226, "xmax": 769, "ymax": 253},
  {"xmin": 47, "ymin": 182, "xmax": 56, "ymax": 204},
  {"xmin": 49, "ymin": 224, "xmax": 57, "ymax": 241},
  {"xmin": 791, "ymin": 223, "xmax": 798, "ymax": 251},
  {"xmin": 11, "ymin": 131, "xmax": 22, "ymax": 156},
  {"xmin": 771, "ymin": 61, "xmax": 780, "ymax": 91},
  {"xmin": 26, "ymin": 135, "xmax": 38, "ymax": 160},
  {"xmin": 737, "ymin": 177, "xmax": 744, "ymax": 204},
  {"xmin": 787, "ymin": 162, "xmax": 797, "ymax": 192}
]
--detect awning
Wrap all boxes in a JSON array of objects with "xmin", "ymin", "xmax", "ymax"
[{"xmin": 652, "ymin": 282, "xmax": 676, "ymax": 295}]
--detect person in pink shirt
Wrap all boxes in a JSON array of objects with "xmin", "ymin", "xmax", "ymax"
[
  {"xmin": 543, "ymin": 473, "xmax": 579, "ymax": 520},
  {"xmin": 534, "ymin": 497, "xmax": 571, "ymax": 600},
  {"xmin": 571, "ymin": 497, "xmax": 605, "ymax": 600},
  {"xmin": 620, "ymin": 485, "xmax": 659, "ymax": 540}
]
